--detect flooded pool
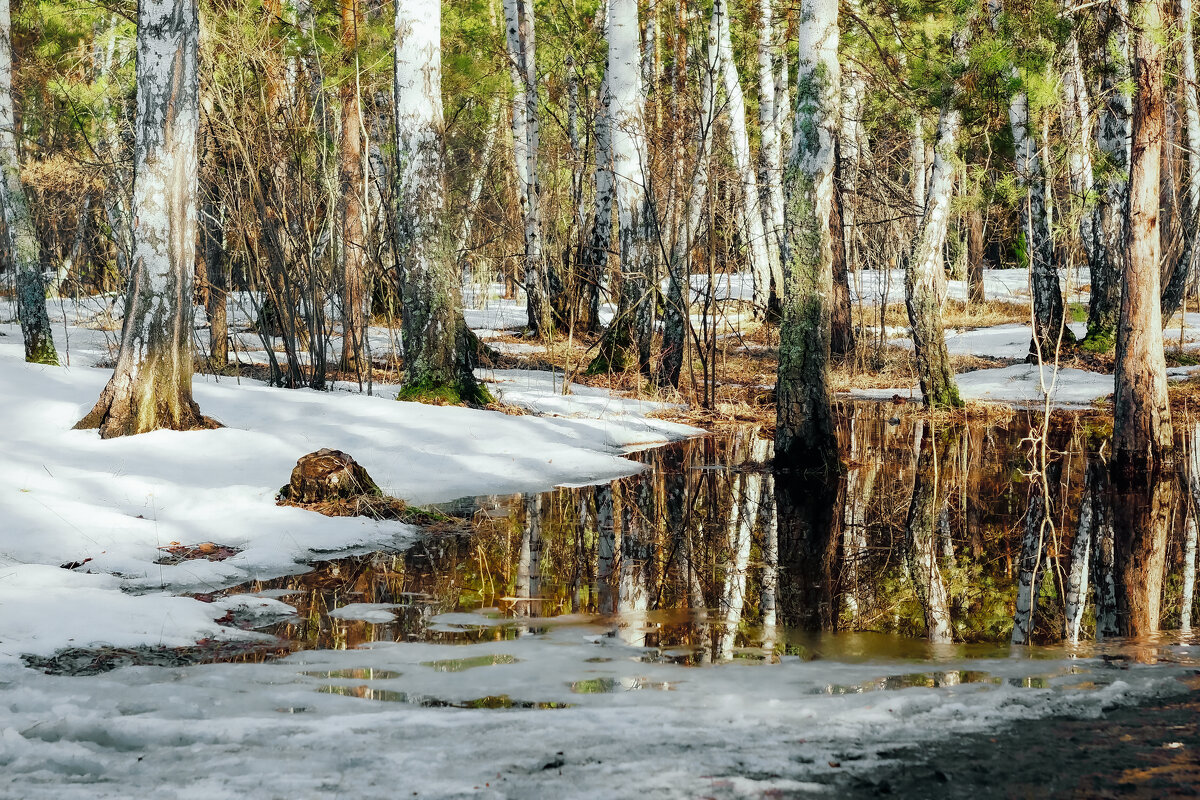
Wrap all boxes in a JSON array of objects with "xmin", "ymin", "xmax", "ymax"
[{"xmin": 222, "ymin": 402, "xmax": 1200, "ymax": 665}]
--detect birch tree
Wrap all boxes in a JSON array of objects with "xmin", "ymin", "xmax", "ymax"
[
  {"xmin": 77, "ymin": 0, "xmax": 209, "ymax": 437},
  {"xmin": 589, "ymin": 0, "xmax": 656, "ymax": 375},
  {"xmin": 1084, "ymin": 1, "xmax": 1131, "ymax": 349},
  {"xmin": 774, "ymin": 0, "xmax": 840, "ymax": 470},
  {"xmin": 988, "ymin": 0, "xmax": 1071, "ymax": 356},
  {"xmin": 503, "ymin": 0, "xmax": 550, "ymax": 337},
  {"xmin": 756, "ymin": 0, "xmax": 784, "ymax": 294},
  {"xmin": 1113, "ymin": 0, "xmax": 1172, "ymax": 467},
  {"xmin": 393, "ymin": 0, "xmax": 488, "ymax": 403},
  {"xmin": 714, "ymin": 0, "xmax": 772, "ymax": 318},
  {"xmin": 582, "ymin": 3, "xmax": 613, "ymax": 333},
  {"xmin": 339, "ymin": 0, "xmax": 367, "ymax": 372},
  {"xmin": 904, "ymin": 21, "xmax": 970, "ymax": 410},
  {"xmin": 0, "ymin": 0, "xmax": 57, "ymax": 365}
]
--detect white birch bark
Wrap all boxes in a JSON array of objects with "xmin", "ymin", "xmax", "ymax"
[
  {"xmin": 756, "ymin": 0, "xmax": 785, "ymax": 294},
  {"xmin": 591, "ymin": 0, "xmax": 656, "ymax": 373},
  {"xmin": 502, "ymin": 0, "xmax": 549, "ymax": 336},
  {"xmin": 583, "ymin": 3, "xmax": 614, "ymax": 331},
  {"xmin": 904, "ymin": 21, "xmax": 969, "ymax": 410},
  {"xmin": 1087, "ymin": 0, "xmax": 1130, "ymax": 343},
  {"xmin": 0, "ymin": 0, "xmax": 56, "ymax": 364},
  {"xmin": 77, "ymin": 0, "xmax": 204, "ymax": 436},
  {"xmin": 716, "ymin": 0, "xmax": 773, "ymax": 317},
  {"xmin": 393, "ymin": 0, "xmax": 482, "ymax": 398},
  {"xmin": 1061, "ymin": 30, "xmax": 1101, "ymax": 278}
]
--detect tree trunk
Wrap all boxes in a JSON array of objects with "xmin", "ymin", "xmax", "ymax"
[
  {"xmin": 1062, "ymin": 26, "xmax": 1101, "ymax": 314},
  {"xmin": 393, "ymin": 0, "xmax": 488, "ymax": 403},
  {"xmin": 503, "ymin": 0, "xmax": 550, "ymax": 337},
  {"xmin": 199, "ymin": 173, "xmax": 228, "ymax": 367},
  {"xmin": 756, "ymin": 0, "xmax": 784, "ymax": 303},
  {"xmin": 774, "ymin": 0, "xmax": 840, "ymax": 471},
  {"xmin": 339, "ymin": 0, "xmax": 367, "ymax": 373},
  {"xmin": 581, "ymin": 9, "xmax": 613, "ymax": 335},
  {"xmin": 0, "ymin": 0, "xmax": 57, "ymax": 365},
  {"xmin": 966, "ymin": 204, "xmax": 985, "ymax": 304},
  {"xmin": 1086, "ymin": 0, "xmax": 1132, "ymax": 350},
  {"xmin": 76, "ymin": 0, "xmax": 209, "ymax": 438},
  {"xmin": 989, "ymin": 1, "xmax": 1071, "ymax": 357},
  {"xmin": 905, "ymin": 22, "xmax": 968, "ymax": 411},
  {"xmin": 713, "ymin": 1, "xmax": 772, "ymax": 320},
  {"xmin": 658, "ymin": 2, "xmax": 719, "ymax": 389},
  {"xmin": 589, "ymin": 0, "xmax": 656, "ymax": 375},
  {"xmin": 1114, "ymin": 0, "xmax": 1173, "ymax": 469},
  {"xmin": 1160, "ymin": 0, "xmax": 1200, "ymax": 321}
]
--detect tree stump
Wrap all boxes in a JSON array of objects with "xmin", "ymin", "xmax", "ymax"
[{"xmin": 279, "ymin": 449, "xmax": 381, "ymax": 504}]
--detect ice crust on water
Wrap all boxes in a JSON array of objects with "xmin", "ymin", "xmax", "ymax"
[{"xmin": 1, "ymin": 623, "xmax": 1195, "ymax": 799}]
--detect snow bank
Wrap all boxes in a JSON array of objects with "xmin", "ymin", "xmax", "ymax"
[{"xmin": 0, "ymin": 329, "xmax": 697, "ymax": 664}]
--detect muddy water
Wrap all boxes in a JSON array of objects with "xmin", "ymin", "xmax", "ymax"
[{"xmin": 226, "ymin": 403, "xmax": 1200, "ymax": 666}]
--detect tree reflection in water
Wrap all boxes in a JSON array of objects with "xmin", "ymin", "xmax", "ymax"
[{"xmin": 227, "ymin": 404, "xmax": 1200, "ymax": 660}]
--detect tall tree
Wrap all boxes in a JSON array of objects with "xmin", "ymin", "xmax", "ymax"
[
  {"xmin": 658, "ymin": 1, "xmax": 720, "ymax": 389},
  {"xmin": 0, "ymin": 0, "xmax": 57, "ymax": 365},
  {"xmin": 77, "ymin": 0, "xmax": 209, "ymax": 437},
  {"xmin": 904, "ymin": 19, "xmax": 970, "ymax": 410},
  {"xmin": 393, "ymin": 0, "xmax": 488, "ymax": 403},
  {"xmin": 339, "ymin": 0, "xmax": 367, "ymax": 373},
  {"xmin": 774, "ymin": 0, "xmax": 840, "ymax": 470},
  {"xmin": 988, "ymin": 0, "xmax": 1071, "ymax": 357},
  {"xmin": 503, "ymin": 0, "xmax": 550, "ymax": 338},
  {"xmin": 589, "ymin": 0, "xmax": 656, "ymax": 375},
  {"xmin": 1084, "ymin": 0, "xmax": 1131, "ymax": 350},
  {"xmin": 714, "ymin": 0, "xmax": 772, "ymax": 319},
  {"xmin": 1160, "ymin": 0, "xmax": 1200, "ymax": 320},
  {"xmin": 1113, "ymin": 0, "xmax": 1172, "ymax": 467}
]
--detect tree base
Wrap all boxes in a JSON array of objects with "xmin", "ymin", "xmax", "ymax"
[
  {"xmin": 396, "ymin": 377, "xmax": 494, "ymax": 407},
  {"xmin": 75, "ymin": 382, "xmax": 220, "ymax": 439}
]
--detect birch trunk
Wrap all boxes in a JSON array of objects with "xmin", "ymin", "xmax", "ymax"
[
  {"xmin": 905, "ymin": 23, "xmax": 969, "ymax": 410},
  {"xmin": 989, "ymin": 1, "xmax": 1071, "ymax": 356},
  {"xmin": 756, "ymin": 0, "xmax": 784, "ymax": 303},
  {"xmin": 715, "ymin": 0, "xmax": 772, "ymax": 319},
  {"xmin": 503, "ymin": 0, "xmax": 550, "ymax": 337},
  {"xmin": 393, "ymin": 0, "xmax": 487, "ymax": 403},
  {"xmin": 1111, "ymin": 467, "xmax": 1171, "ymax": 637},
  {"xmin": 590, "ymin": 0, "xmax": 656, "ymax": 375},
  {"xmin": 1061, "ymin": 29, "xmax": 1102, "ymax": 302},
  {"xmin": 582, "ymin": 5, "xmax": 614, "ymax": 334},
  {"xmin": 774, "ymin": 0, "xmax": 840, "ymax": 470},
  {"xmin": 77, "ymin": 0, "xmax": 209, "ymax": 437},
  {"xmin": 0, "ymin": 0, "xmax": 57, "ymax": 365},
  {"xmin": 340, "ymin": 0, "xmax": 367, "ymax": 372},
  {"xmin": 1114, "ymin": 0, "xmax": 1172, "ymax": 468},
  {"xmin": 1086, "ymin": 1, "xmax": 1131, "ymax": 349}
]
